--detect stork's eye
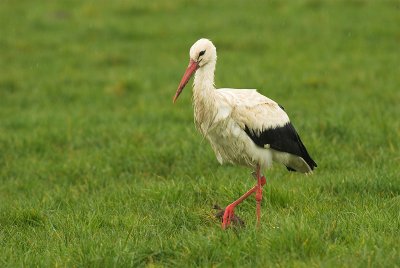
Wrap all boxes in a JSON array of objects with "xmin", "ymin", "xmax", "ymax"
[{"xmin": 199, "ymin": 50, "xmax": 206, "ymax": 56}]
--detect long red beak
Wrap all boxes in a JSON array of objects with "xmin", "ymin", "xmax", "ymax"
[{"xmin": 173, "ymin": 59, "xmax": 199, "ymax": 103}]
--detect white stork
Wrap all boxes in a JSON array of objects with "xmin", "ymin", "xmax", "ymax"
[{"xmin": 173, "ymin": 38, "xmax": 317, "ymax": 229}]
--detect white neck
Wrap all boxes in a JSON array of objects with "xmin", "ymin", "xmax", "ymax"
[
  {"xmin": 192, "ymin": 60, "xmax": 217, "ymax": 134},
  {"xmin": 193, "ymin": 60, "xmax": 216, "ymax": 98}
]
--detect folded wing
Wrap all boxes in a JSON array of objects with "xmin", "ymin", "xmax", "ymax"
[{"xmin": 217, "ymin": 88, "xmax": 317, "ymax": 172}]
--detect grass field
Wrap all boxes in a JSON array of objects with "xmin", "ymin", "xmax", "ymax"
[{"xmin": 1, "ymin": 0, "xmax": 399, "ymax": 267}]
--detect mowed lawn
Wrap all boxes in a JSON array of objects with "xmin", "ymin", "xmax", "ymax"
[{"xmin": 1, "ymin": 0, "xmax": 399, "ymax": 266}]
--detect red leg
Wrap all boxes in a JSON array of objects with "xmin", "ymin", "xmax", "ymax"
[
  {"xmin": 255, "ymin": 165, "xmax": 264, "ymax": 228},
  {"xmin": 222, "ymin": 185, "xmax": 257, "ymax": 229},
  {"xmin": 221, "ymin": 166, "xmax": 266, "ymax": 229}
]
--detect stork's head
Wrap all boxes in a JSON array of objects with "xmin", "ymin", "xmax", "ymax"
[{"xmin": 173, "ymin": 38, "xmax": 216, "ymax": 103}]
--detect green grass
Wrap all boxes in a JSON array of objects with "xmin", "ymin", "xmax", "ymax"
[{"xmin": 1, "ymin": 0, "xmax": 399, "ymax": 266}]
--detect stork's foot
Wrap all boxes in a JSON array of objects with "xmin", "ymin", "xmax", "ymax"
[
  {"xmin": 222, "ymin": 203, "xmax": 235, "ymax": 229},
  {"xmin": 213, "ymin": 204, "xmax": 245, "ymax": 228}
]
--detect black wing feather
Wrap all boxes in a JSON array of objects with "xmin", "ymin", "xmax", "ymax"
[{"xmin": 244, "ymin": 122, "xmax": 317, "ymax": 170}]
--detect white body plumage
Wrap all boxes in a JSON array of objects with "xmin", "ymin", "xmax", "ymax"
[{"xmin": 193, "ymin": 75, "xmax": 306, "ymax": 171}]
